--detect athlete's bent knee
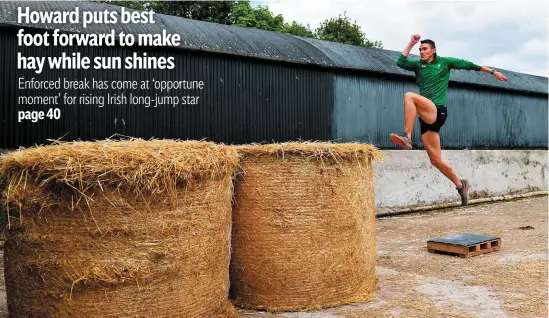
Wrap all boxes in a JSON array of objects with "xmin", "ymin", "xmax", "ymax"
[
  {"xmin": 430, "ymin": 158, "xmax": 442, "ymax": 167},
  {"xmin": 404, "ymin": 92, "xmax": 416, "ymax": 100}
]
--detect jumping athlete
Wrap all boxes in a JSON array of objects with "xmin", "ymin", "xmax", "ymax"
[{"xmin": 390, "ymin": 34, "xmax": 508, "ymax": 205}]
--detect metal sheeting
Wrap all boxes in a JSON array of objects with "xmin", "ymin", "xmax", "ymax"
[
  {"xmin": 1, "ymin": 1, "xmax": 546, "ymax": 95},
  {"xmin": 333, "ymin": 74, "xmax": 548, "ymax": 149},
  {"xmin": 0, "ymin": 32, "xmax": 333, "ymax": 148},
  {"xmin": 0, "ymin": 1, "xmax": 332, "ymax": 65},
  {"xmin": 442, "ymin": 86, "xmax": 548, "ymax": 149},
  {"xmin": 301, "ymin": 37, "xmax": 548, "ymax": 95}
]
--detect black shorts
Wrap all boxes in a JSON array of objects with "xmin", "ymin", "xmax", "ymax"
[{"xmin": 419, "ymin": 105, "xmax": 447, "ymax": 135}]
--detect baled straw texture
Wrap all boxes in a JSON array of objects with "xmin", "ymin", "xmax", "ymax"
[
  {"xmin": 230, "ymin": 141, "xmax": 382, "ymax": 312},
  {"xmin": 1, "ymin": 139, "xmax": 238, "ymax": 318}
]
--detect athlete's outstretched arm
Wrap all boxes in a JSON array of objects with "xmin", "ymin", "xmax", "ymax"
[
  {"xmin": 402, "ymin": 34, "xmax": 421, "ymax": 56},
  {"xmin": 397, "ymin": 34, "xmax": 421, "ymax": 71},
  {"xmin": 479, "ymin": 66, "xmax": 508, "ymax": 81},
  {"xmin": 444, "ymin": 57, "xmax": 508, "ymax": 81}
]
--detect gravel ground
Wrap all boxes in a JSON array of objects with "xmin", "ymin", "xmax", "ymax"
[{"xmin": 238, "ymin": 196, "xmax": 548, "ymax": 318}]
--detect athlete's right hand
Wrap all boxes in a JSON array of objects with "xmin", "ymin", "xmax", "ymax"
[{"xmin": 410, "ymin": 34, "xmax": 421, "ymax": 44}]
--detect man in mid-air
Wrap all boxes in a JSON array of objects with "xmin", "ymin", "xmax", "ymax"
[{"xmin": 390, "ymin": 34, "xmax": 508, "ymax": 205}]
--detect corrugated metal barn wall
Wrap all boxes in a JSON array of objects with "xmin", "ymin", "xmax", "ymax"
[
  {"xmin": 2, "ymin": 24, "xmax": 548, "ymax": 150},
  {"xmin": 0, "ymin": 29, "xmax": 333, "ymax": 148},
  {"xmin": 333, "ymin": 74, "xmax": 548, "ymax": 149}
]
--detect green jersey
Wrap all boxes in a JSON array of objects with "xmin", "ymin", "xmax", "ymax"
[{"xmin": 397, "ymin": 53, "xmax": 482, "ymax": 106}]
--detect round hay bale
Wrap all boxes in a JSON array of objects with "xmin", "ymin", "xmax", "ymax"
[
  {"xmin": 0, "ymin": 139, "xmax": 238, "ymax": 318},
  {"xmin": 229, "ymin": 142, "xmax": 383, "ymax": 312}
]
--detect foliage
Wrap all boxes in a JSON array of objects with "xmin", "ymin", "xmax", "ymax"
[{"xmin": 98, "ymin": 1, "xmax": 382, "ymax": 48}]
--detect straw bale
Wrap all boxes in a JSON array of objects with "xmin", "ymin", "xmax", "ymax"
[
  {"xmin": 232, "ymin": 141, "xmax": 383, "ymax": 163},
  {"xmin": 0, "ymin": 139, "xmax": 238, "ymax": 318},
  {"xmin": 229, "ymin": 141, "xmax": 381, "ymax": 312}
]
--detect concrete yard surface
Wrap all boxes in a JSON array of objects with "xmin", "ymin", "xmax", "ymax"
[{"xmin": 0, "ymin": 197, "xmax": 546, "ymax": 317}]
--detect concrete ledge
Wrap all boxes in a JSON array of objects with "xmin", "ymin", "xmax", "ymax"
[
  {"xmin": 377, "ymin": 190, "xmax": 548, "ymax": 217},
  {"xmin": 373, "ymin": 150, "xmax": 548, "ymax": 214}
]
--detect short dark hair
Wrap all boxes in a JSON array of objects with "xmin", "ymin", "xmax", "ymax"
[{"xmin": 421, "ymin": 39, "xmax": 436, "ymax": 48}]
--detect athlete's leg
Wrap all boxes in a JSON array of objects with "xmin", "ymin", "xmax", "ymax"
[
  {"xmin": 421, "ymin": 130, "xmax": 462, "ymax": 187},
  {"xmin": 390, "ymin": 92, "xmax": 438, "ymax": 149},
  {"xmin": 403, "ymin": 92, "xmax": 437, "ymax": 138}
]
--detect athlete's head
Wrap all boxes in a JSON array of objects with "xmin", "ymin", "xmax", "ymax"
[{"xmin": 419, "ymin": 39, "xmax": 436, "ymax": 62}]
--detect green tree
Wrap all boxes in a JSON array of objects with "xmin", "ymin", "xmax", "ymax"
[
  {"xmin": 150, "ymin": 1, "xmax": 235, "ymax": 25},
  {"xmin": 231, "ymin": 2, "xmax": 284, "ymax": 32},
  {"xmin": 99, "ymin": 0, "xmax": 149, "ymax": 10},
  {"xmin": 99, "ymin": 1, "xmax": 236, "ymax": 24},
  {"xmin": 231, "ymin": 2, "xmax": 314, "ymax": 37},
  {"xmin": 98, "ymin": 2, "xmax": 380, "ymax": 47},
  {"xmin": 281, "ymin": 21, "xmax": 315, "ymax": 38},
  {"xmin": 316, "ymin": 12, "xmax": 383, "ymax": 48}
]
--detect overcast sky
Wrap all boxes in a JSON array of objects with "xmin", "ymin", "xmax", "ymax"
[{"xmin": 258, "ymin": 0, "xmax": 548, "ymax": 78}]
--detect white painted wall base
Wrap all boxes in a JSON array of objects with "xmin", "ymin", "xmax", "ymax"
[{"xmin": 373, "ymin": 150, "xmax": 548, "ymax": 213}]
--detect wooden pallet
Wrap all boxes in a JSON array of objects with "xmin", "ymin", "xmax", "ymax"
[{"xmin": 427, "ymin": 234, "xmax": 501, "ymax": 258}]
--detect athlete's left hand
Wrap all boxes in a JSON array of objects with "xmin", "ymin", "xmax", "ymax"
[{"xmin": 494, "ymin": 71, "xmax": 507, "ymax": 81}]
